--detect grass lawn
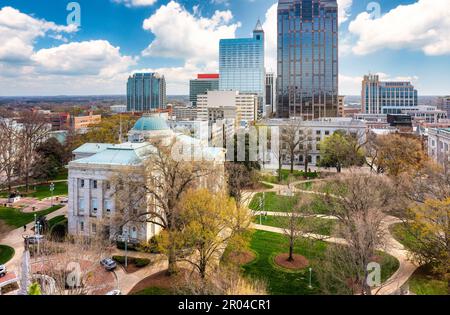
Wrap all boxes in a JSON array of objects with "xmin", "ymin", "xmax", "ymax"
[
  {"xmin": 132, "ymin": 287, "xmax": 172, "ymax": 295},
  {"xmin": 249, "ymin": 192, "xmax": 299, "ymax": 212},
  {"xmin": 390, "ymin": 224, "xmax": 447, "ymax": 295},
  {"xmin": 0, "ymin": 245, "xmax": 15, "ymax": 264},
  {"xmin": 249, "ymin": 192, "xmax": 330, "ymax": 215},
  {"xmin": 48, "ymin": 215, "xmax": 66, "ymax": 229},
  {"xmin": 408, "ymin": 264, "xmax": 448, "ymax": 295},
  {"xmin": 389, "ymin": 223, "xmax": 419, "ymax": 250},
  {"xmin": 240, "ymin": 230, "xmax": 399, "ymax": 295},
  {"xmin": 261, "ymin": 169, "xmax": 319, "ymax": 185},
  {"xmin": 242, "ymin": 230, "xmax": 327, "ymax": 295},
  {"xmin": 0, "ymin": 182, "xmax": 68, "ymax": 200},
  {"xmin": 254, "ymin": 215, "xmax": 336, "ymax": 236},
  {"xmin": 0, "ymin": 205, "xmax": 63, "ymax": 228}
]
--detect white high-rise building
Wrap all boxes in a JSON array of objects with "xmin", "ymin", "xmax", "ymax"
[{"xmin": 197, "ymin": 90, "xmax": 258, "ymax": 124}]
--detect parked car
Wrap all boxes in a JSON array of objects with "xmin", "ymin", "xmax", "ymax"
[
  {"xmin": 100, "ymin": 258, "xmax": 117, "ymax": 271},
  {"xmin": 0, "ymin": 265, "xmax": 6, "ymax": 277},
  {"xmin": 106, "ymin": 289, "xmax": 121, "ymax": 295},
  {"xmin": 27, "ymin": 235, "xmax": 44, "ymax": 245}
]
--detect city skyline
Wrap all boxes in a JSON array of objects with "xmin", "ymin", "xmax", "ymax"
[{"xmin": 0, "ymin": 0, "xmax": 449, "ymax": 96}]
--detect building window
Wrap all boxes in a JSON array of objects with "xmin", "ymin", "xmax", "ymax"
[
  {"xmin": 78, "ymin": 198, "xmax": 85, "ymax": 211},
  {"xmin": 105, "ymin": 181, "xmax": 111, "ymax": 190},
  {"xmin": 91, "ymin": 198, "xmax": 98, "ymax": 212},
  {"xmin": 80, "ymin": 221, "xmax": 84, "ymax": 232},
  {"xmin": 104, "ymin": 199, "xmax": 112, "ymax": 213},
  {"xmin": 92, "ymin": 180, "xmax": 98, "ymax": 189},
  {"xmin": 92, "ymin": 223, "xmax": 97, "ymax": 234},
  {"xmin": 316, "ymin": 130, "xmax": 321, "ymax": 136},
  {"xmin": 316, "ymin": 156, "xmax": 321, "ymax": 163},
  {"xmin": 80, "ymin": 179, "xmax": 85, "ymax": 188},
  {"xmin": 325, "ymin": 130, "xmax": 330, "ymax": 136}
]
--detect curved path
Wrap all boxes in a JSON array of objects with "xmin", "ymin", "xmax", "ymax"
[{"xmin": 244, "ymin": 182, "xmax": 419, "ymax": 295}]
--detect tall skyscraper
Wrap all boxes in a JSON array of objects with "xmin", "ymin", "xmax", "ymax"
[
  {"xmin": 219, "ymin": 20, "xmax": 265, "ymax": 117},
  {"xmin": 277, "ymin": 0, "xmax": 339, "ymax": 119},
  {"xmin": 265, "ymin": 73, "xmax": 277, "ymax": 116},
  {"xmin": 189, "ymin": 74, "xmax": 219, "ymax": 107},
  {"xmin": 127, "ymin": 73, "xmax": 167, "ymax": 112},
  {"xmin": 361, "ymin": 74, "xmax": 418, "ymax": 114}
]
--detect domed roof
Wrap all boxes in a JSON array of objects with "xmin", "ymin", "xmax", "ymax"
[{"xmin": 132, "ymin": 116, "xmax": 170, "ymax": 131}]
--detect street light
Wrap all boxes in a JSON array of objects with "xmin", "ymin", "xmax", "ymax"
[
  {"xmin": 50, "ymin": 182, "xmax": 55, "ymax": 207},
  {"xmin": 124, "ymin": 231, "xmax": 129, "ymax": 268},
  {"xmin": 308, "ymin": 267, "xmax": 313, "ymax": 289}
]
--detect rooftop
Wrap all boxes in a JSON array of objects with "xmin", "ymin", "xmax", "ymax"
[{"xmin": 132, "ymin": 116, "xmax": 170, "ymax": 132}]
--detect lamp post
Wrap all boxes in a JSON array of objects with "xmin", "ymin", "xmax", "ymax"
[
  {"xmin": 308, "ymin": 267, "xmax": 313, "ymax": 289},
  {"xmin": 50, "ymin": 182, "xmax": 55, "ymax": 207},
  {"xmin": 124, "ymin": 231, "xmax": 129, "ymax": 268},
  {"xmin": 34, "ymin": 214, "xmax": 37, "ymax": 235}
]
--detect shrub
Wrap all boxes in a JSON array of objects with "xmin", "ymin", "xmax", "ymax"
[{"xmin": 134, "ymin": 258, "xmax": 151, "ymax": 268}]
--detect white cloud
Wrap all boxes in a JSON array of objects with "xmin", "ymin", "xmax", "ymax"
[
  {"xmin": 348, "ymin": 0, "xmax": 450, "ymax": 56},
  {"xmin": 142, "ymin": 1, "xmax": 240, "ymax": 65},
  {"xmin": 337, "ymin": 0, "xmax": 352, "ymax": 25},
  {"xmin": 112, "ymin": 0, "xmax": 157, "ymax": 7},
  {"xmin": 32, "ymin": 40, "xmax": 137, "ymax": 77},
  {"xmin": 0, "ymin": 7, "xmax": 137, "ymax": 95},
  {"xmin": 262, "ymin": 3, "xmax": 277, "ymax": 73},
  {"xmin": 0, "ymin": 6, "xmax": 77, "ymax": 62},
  {"xmin": 138, "ymin": 0, "xmax": 240, "ymax": 94}
]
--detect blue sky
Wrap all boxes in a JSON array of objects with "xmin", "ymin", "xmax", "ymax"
[{"xmin": 0, "ymin": 0, "xmax": 448, "ymax": 96}]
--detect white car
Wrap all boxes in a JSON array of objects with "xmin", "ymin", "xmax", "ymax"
[
  {"xmin": 106, "ymin": 289, "xmax": 122, "ymax": 295},
  {"xmin": 0, "ymin": 265, "xmax": 6, "ymax": 277}
]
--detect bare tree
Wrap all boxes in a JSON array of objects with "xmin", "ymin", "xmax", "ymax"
[
  {"xmin": 278, "ymin": 198, "xmax": 308, "ymax": 262},
  {"xmin": 17, "ymin": 111, "xmax": 50, "ymax": 192},
  {"xmin": 29, "ymin": 236, "xmax": 115, "ymax": 295},
  {"xmin": 318, "ymin": 172, "xmax": 391, "ymax": 295},
  {"xmin": 111, "ymin": 138, "xmax": 221, "ymax": 275},
  {"xmin": 0, "ymin": 118, "xmax": 20, "ymax": 193},
  {"xmin": 281, "ymin": 121, "xmax": 313, "ymax": 174},
  {"xmin": 175, "ymin": 265, "xmax": 267, "ymax": 295}
]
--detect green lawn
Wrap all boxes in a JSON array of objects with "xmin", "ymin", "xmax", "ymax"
[
  {"xmin": 390, "ymin": 224, "xmax": 447, "ymax": 295},
  {"xmin": 0, "ymin": 245, "xmax": 15, "ymax": 264},
  {"xmin": 254, "ymin": 215, "xmax": 336, "ymax": 236},
  {"xmin": 242, "ymin": 230, "xmax": 327, "ymax": 295},
  {"xmin": 408, "ymin": 264, "xmax": 448, "ymax": 295},
  {"xmin": 132, "ymin": 287, "xmax": 172, "ymax": 295},
  {"xmin": 0, "ymin": 205, "xmax": 63, "ymax": 228},
  {"xmin": 261, "ymin": 169, "xmax": 319, "ymax": 185},
  {"xmin": 48, "ymin": 215, "xmax": 66, "ymax": 229},
  {"xmin": 249, "ymin": 192, "xmax": 330, "ymax": 215},
  {"xmin": 0, "ymin": 182, "xmax": 68, "ymax": 200},
  {"xmin": 240, "ymin": 230, "xmax": 399, "ymax": 295},
  {"xmin": 249, "ymin": 192, "xmax": 299, "ymax": 212},
  {"xmin": 389, "ymin": 223, "xmax": 419, "ymax": 251}
]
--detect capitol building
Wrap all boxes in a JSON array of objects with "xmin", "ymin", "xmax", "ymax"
[{"xmin": 67, "ymin": 113, "xmax": 225, "ymax": 243}]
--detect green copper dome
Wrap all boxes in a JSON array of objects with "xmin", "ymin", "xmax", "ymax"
[{"xmin": 132, "ymin": 116, "xmax": 170, "ymax": 131}]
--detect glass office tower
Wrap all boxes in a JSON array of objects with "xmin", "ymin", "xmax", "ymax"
[
  {"xmin": 127, "ymin": 73, "xmax": 167, "ymax": 112},
  {"xmin": 362, "ymin": 74, "xmax": 418, "ymax": 114},
  {"xmin": 189, "ymin": 74, "xmax": 220, "ymax": 107},
  {"xmin": 219, "ymin": 21, "xmax": 265, "ymax": 117},
  {"xmin": 277, "ymin": 0, "xmax": 338, "ymax": 119}
]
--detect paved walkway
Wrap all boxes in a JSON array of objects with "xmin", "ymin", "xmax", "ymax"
[
  {"xmin": 0, "ymin": 205, "xmax": 68, "ymax": 273},
  {"xmin": 252, "ymin": 215, "xmax": 418, "ymax": 295},
  {"xmin": 244, "ymin": 180, "xmax": 419, "ymax": 295}
]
